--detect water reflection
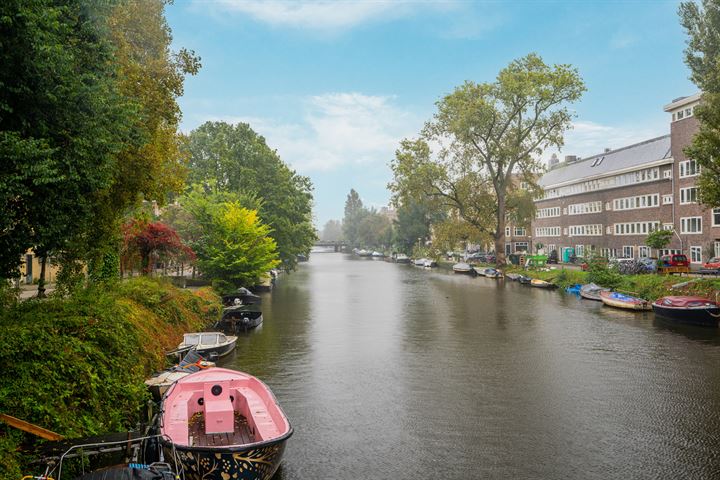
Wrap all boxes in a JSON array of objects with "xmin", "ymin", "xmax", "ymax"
[{"xmin": 223, "ymin": 254, "xmax": 720, "ymax": 479}]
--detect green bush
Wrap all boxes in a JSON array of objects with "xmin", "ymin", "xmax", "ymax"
[
  {"xmin": 0, "ymin": 277, "xmax": 220, "ymax": 477},
  {"xmin": 586, "ymin": 257, "xmax": 623, "ymax": 289}
]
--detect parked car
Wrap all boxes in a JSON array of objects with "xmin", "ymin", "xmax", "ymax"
[
  {"xmin": 659, "ymin": 254, "xmax": 689, "ymax": 268},
  {"xmin": 703, "ymin": 257, "xmax": 720, "ymax": 270}
]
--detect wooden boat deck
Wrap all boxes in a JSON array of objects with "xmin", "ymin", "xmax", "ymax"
[{"xmin": 188, "ymin": 411, "xmax": 256, "ymax": 447}]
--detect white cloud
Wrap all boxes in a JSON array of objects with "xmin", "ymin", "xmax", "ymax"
[
  {"xmin": 196, "ymin": 0, "xmax": 491, "ymax": 33},
  {"xmin": 205, "ymin": 0, "xmax": 414, "ymax": 30},
  {"xmin": 545, "ymin": 119, "xmax": 667, "ymax": 163},
  {"xmin": 196, "ymin": 92, "xmax": 422, "ymax": 172}
]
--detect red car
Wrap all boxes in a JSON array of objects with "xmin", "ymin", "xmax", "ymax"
[
  {"xmin": 659, "ymin": 254, "xmax": 689, "ymax": 267},
  {"xmin": 703, "ymin": 257, "xmax": 720, "ymax": 270}
]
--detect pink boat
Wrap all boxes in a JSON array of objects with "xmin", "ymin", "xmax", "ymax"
[{"xmin": 160, "ymin": 368, "xmax": 292, "ymax": 480}]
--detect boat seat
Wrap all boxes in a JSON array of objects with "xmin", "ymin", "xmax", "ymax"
[
  {"xmin": 204, "ymin": 381, "xmax": 234, "ymax": 434},
  {"xmin": 166, "ymin": 391, "xmax": 194, "ymax": 445},
  {"xmin": 236, "ymin": 387, "xmax": 281, "ymax": 440}
]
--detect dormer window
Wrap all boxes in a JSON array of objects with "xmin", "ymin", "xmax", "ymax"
[
  {"xmin": 677, "ymin": 110, "xmax": 685, "ymax": 120},
  {"xmin": 685, "ymin": 108, "xmax": 692, "ymax": 117}
]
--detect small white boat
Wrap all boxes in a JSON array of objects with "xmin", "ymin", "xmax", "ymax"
[
  {"xmin": 176, "ymin": 332, "xmax": 237, "ymax": 360},
  {"xmin": 413, "ymin": 258, "xmax": 426, "ymax": 266},
  {"xmin": 395, "ymin": 254, "xmax": 410, "ymax": 263},
  {"xmin": 453, "ymin": 262, "xmax": 474, "ymax": 274},
  {"xmin": 423, "ymin": 259, "xmax": 437, "ymax": 268},
  {"xmin": 371, "ymin": 251, "xmax": 384, "ymax": 258}
]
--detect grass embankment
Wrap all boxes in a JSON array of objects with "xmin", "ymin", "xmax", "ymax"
[
  {"xmin": 503, "ymin": 265, "xmax": 720, "ymax": 300},
  {"xmin": 0, "ymin": 277, "xmax": 222, "ymax": 479}
]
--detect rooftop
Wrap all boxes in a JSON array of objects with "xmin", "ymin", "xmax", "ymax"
[{"xmin": 539, "ymin": 135, "xmax": 671, "ymax": 188}]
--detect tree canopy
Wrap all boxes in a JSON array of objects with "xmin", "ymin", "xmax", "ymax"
[
  {"xmin": 390, "ymin": 53, "xmax": 584, "ymax": 265},
  {"xmin": 0, "ymin": 0, "xmax": 199, "ymax": 287},
  {"xmin": 680, "ymin": 0, "xmax": 720, "ymax": 207},
  {"xmin": 186, "ymin": 122, "xmax": 315, "ymax": 269}
]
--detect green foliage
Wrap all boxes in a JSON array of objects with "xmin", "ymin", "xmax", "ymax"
[
  {"xmin": 679, "ymin": 1, "xmax": 720, "ymax": 207},
  {"xmin": 320, "ymin": 220, "xmax": 343, "ymax": 242},
  {"xmin": 342, "ymin": 189, "xmax": 365, "ymax": 247},
  {"xmin": 585, "ymin": 257, "xmax": 623, "ymax": 290},
  {"xmin": 0, "ymin": 278, "xmax": 220, "ymax": 475},
  {"xmin": 0, "ymin": 0, "xmax": 135, "ymax": 278},
  {"xmin": 189, "ymin": 200, "xmax": 280, "ymax": 292},
  {"xmin": 186, "ymin": 122, "xmax": 315, "ymax": 270},
  {"xmin": 645, "ymin": 229, "xmax": 673, "ymax": 250},
  {"xmin": 390, "ymin": 54, "xmax": 584, "ymax": 265},
  {"xmin": 393, "ymin": 200, "xmax": 445, "ymax": 253}
]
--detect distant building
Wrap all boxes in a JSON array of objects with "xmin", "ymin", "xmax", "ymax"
[
  {"xmin": 531, "ymin": 93, "xmax": 720, "ymax": 265},
  {"xmin": 379, "ymin": 206, "xmax": 398, "ymax": 222}
]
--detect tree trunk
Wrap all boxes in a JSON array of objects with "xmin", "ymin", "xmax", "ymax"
[
  {"xmin": 37, "ymin": 256, "xmax": 47, "ymax": 298},
  {"xmin": 495, "ymin": 197, "xmax": 506, "ymax": 267}
]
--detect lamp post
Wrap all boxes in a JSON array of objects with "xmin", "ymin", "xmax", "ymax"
[{"xmin": 673, "ymin": 229, "xmax": 684, "ymax": 253}]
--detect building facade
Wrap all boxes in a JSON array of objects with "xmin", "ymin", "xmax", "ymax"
[{"xmin": 532, "ymin": 94, "xmax": 720, "ymax": 266}]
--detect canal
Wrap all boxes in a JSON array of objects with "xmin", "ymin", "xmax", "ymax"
[{"xmin": 225, "ymin": 253, "xmax": 720, "ymax": 479}]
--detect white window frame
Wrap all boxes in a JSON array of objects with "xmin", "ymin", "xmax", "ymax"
[
  {"xmin": 514, "ymin": 227, "xmax": 526, "ymax": 237},
  {"xmin": 690, "ymin": 246, "xmax": 702, "ymax": 264},
  {"xmin": 663, "ymin": 169, "xmax": 672, "ymax": 179},
  {"xmin": 680, "ymin": 187, "xmax": 698, "ymax": 205},
  {"xmin": 514, "ymin": 242, "xmax": 529, "ymax": 252},
  {"xmin": 638, "ymin": 246, "xmax": 650, "ymax": 258},
  {"xmin": 680, "ymin": 217, "xmax": 702, "ymax": 234},
  {"xmin": 622, "ymin": 246, "xmax": 634, "ymax": 259},
  {"xmin": 679, "ymin": 159, "xmax": 700, "ymax": 178},
  {"xmin": 505, "ymin": 227, "xmax": 511, "ymax": 237},
  {"xmin": 713, "ymin": 208, "xmax": 720, "ymax": 227},
  {"xmin": 662, "ymin": 194, "xmax": 673, "ymax": 205},
  {"xmin": 715, "ymin": 241, "xmax": 720, "ymax": 258}
]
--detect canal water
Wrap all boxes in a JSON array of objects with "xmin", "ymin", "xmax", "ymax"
[{"xmin": 225, "ymin": 253, "xmax": 720, "ymax": 479}]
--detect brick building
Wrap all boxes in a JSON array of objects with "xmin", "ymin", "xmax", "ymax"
[{"xmin": 531, "ymin": 94, "xmax": 720, "ymax": 266}]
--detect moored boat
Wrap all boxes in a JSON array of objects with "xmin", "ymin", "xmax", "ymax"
[
  {"xmin": 565, "ymin": 284, "xmax": 582, "ymax": 294},
  {"xmin": 600, "ymin": 291, "xmax": 651, "ymax": 311},
  {"xmin": 146, "ymin": 350, "xmax": 215, "ymax": 401},
  {"xmin": 219, "ymin": 306, "xmax": 263, "ymax": 332},
  {"xmin": 423, "ymin": 259, "xmax": 437, "ymax": 268},
  {"xmin": 371, "ymin": 251, "xmax": 384, "ymax": 258},
  {"xmin": 222, "ymin": 287, "xmax": 261, "ymax": 307},
  {"xmin": 160, "ymin": 368, "xmax": 292, "ymax": 480},
  {"xmin": 517, "ymin": 275, "xmax": 532, "ymax": 284},
  {"xmin": 579, "ymin": 283, "xmax": 609, "ymax": 301},
  {"xmin": 652, "ymin": 296, "xmax": 720, "ymax": 327},
  {"xmin": 482, "ymin": 267, "xmax": 503, "ymax": 278},
  {"xmin": 175, "ymin": 332, "xmax": 237, "ymax": 360},
  {"xmin": 453, "ymin": 262, "xmax": 475, "ymax": 274},
  {"xmin": 395, "ymin": 254, "xmax": 410, "ymax": 264},
  {"xmin": 505, "ymin": 273, "xmax": 521, "ymax": 281},
  {"xmin": 413, "ymin": 258, "xmax": 426, "ymax": 266},
  {"xmin": 530, "ymin": 278, "xmax": 556, "ymax": 289}
]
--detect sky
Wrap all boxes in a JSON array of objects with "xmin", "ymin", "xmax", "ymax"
[{"xmin": 165, "ymin": 0, "xmax": 696, "ymax": 228}]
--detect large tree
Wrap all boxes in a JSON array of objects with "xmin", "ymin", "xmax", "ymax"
[
  {"xmin": 87, "ymin": 0, "xmax": 200, "ymax": 274},
  {"xmin": 390, "ymin": 54, "xmax": 584, "ymax": 265},
  {"xmin": 680, "ymin": 0, "xmax": 720, "ymax": 207},
  {"xmin": 320, "ymin": 220, "xmax": 343, "ymax": 242},
  {"xmin": 0, "ymin": 0, "xmax": 136, "ymax": 293},
  {"xmin": 186, "ymin": 122, "xmax": 315, "ymax": 270},
  {"xmin": 342, "ymin": 189, "xmax": 366, "ymax": 247},
  {"xmin": 393, "ymin": 199, "xmax": 445, "ymax": 254}
]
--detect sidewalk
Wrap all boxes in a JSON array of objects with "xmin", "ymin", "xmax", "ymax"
[{"xmin": 18, "ymin": 282, "xmax": 55, "ymax": 300}]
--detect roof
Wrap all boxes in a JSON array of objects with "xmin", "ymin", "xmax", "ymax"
[
  {"xmin": 663, "ymin": 92, "xmax": 701, "ymax": 112},
  {"xmin": 539, "ymin": 135, "xmax": 671, "ymax": 188}
]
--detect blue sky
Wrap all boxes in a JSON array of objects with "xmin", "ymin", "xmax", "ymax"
[{"xmin": 166, "ymin": 0, "xmax": 695, "ymax": 228}]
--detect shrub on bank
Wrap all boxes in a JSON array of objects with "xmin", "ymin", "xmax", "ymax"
[{"xmin": 0, "ymin": 277, "xmax": 221, "ymax": 477}]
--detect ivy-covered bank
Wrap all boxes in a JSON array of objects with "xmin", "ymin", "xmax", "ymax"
[{"xmin": 0, "ymin": 278, "xmax": 222, "ymax": 479}]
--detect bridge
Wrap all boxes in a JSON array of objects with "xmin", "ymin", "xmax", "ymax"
[{"xmin": 313, "ymin": 241, "xmax": 347, "ymax": 252}]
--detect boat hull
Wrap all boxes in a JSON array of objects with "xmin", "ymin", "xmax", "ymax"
[
  {"xmin": 600, "ymin": 292, "xmax": 651, "ymax": 311},
  {"xmin": 652, "ymin": 304, "xmax": 720, "ymax": 327},
  {"xmin": 163, "ymin": 437, "xmax": 289, "ymax": 480}
]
